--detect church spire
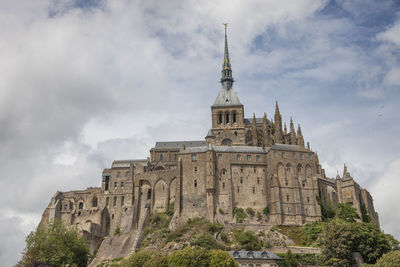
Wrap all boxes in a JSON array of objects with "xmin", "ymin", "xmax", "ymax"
[{"xmin": 221, "ymin": 23, "xmax": 233, "ymax": 90}]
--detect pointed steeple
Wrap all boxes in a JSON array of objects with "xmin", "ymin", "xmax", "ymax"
[
  {"xmin": 297, "ymin": 124, "xmax": 304, "ymax": 147},
  {"xmin": 221, "ymin": 23, "xmax": 233, "ymax": 90},
  {"xmin": 263, "ymin": 113, "xmax": 271, "ymax": 147},
  {"xmin": 290, "ymin": 117, "xmax": 297, "ymax": 145},
  {"xmin": 274, "ymin": 101, "xmax": 283, "ymax": 144},
  {"xmin": 284, "ymin": 123, "xmax": 287, "ymax": 134},
  {"xmin": 275, "ymin": 101, "xmax": 280, "ymax": 115}
]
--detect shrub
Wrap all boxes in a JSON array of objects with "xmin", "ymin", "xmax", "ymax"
[
  {"xmin": 114, "ymin": 226, "xmax": 121, "ymax": 236},
  {"xmin": 206, "ymin": 222, "xmax": 224, "ymax": 233},
  {"xmin": 263, "ymin": 240, "xmax": 272, "ymax": 248},
  {"xmin": 190, "ymin": 234, "xmax": 222, "ymax": 249},
  {"xmin": 257, "ymin": 211, "xmax": 262, "ymax": 220},
  {"xmin": 120, "ymin": 250, "xmax": 153, "ymax": 267},
  {"xmin": 166, "ymin": 202, "xmax": 174, "ymax": 216},
  {"xmin": 301, "ymin": 221, "xmax": 324, "ymax": 246},
  {"xmin": 219, "ymin": 208, "xmax": 225, "ymax": 215},
  {"xmin": 233, "ymin": 229, "xmax": 262, "ymax": 250},
  {"xmin": 142, "ymin": 253, "xmax": 168, "ymax": 267},
  {"xmin": 263, "ymin": 205, "xmax": 270, "ymax": 216},
  {"xmin": 220, "ymin": 232, "xmax": 229, "ymax": 243},
  {"xmin": 233, "ymin": 207, "xmax": 247, "ymax": 223},
  {"xmin": 246, "ymin": 207, "xmax": 255, "ymax": 217}
]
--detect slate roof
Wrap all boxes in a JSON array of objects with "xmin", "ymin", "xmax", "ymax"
[
  {"xmin": 244, "ymin": 117, "xmax": 265, "ymax": 124},
  {"xmin": 205, "ymin": 129, "xmax": 215, "ymax": 138},
  {"xmin": 271, "ymin": 143, "xmax": 308, "ymax": 152},
  {"xmin": 185, "ymin": 145, "xmax": 269, "ymax": 154},
  {"xmin": 154, "ymin": 141, "xmax": 206, "ymax": 149},
  {"xmin": 212, "ymin": 87, "xmax": 242, "ymax": 107},
  {"xmin": 111, "ymin": 159, "xmax": 147, "ymax": 168},
  {"xmin": 228, "ymin": 250, "xmax": 282, "ymax": 260}
]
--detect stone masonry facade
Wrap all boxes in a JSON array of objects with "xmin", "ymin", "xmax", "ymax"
[{"xmin": 40, "ymin": 27, "xmax": 379, "ymax": 259}]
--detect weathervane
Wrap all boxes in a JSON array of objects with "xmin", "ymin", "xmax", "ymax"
[{"xmin": 223, "ymin": 23, "xmax": 228, "ymax": 31}]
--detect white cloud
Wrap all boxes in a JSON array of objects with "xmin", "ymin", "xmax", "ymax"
[
  {"xmin": 370, "ymin": 158, "xmax": 400, "ymax": 240},
  {"xmin": 378, "ymin": 19, "xmax": 400, "ymax": 46}
]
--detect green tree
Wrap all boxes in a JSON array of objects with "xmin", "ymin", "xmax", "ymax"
[
  {"xmin": 209, "ymin": 250, "xmax": 238, "ymax": 267},
  {"xmin": 360, "ymin": 203, "xmax": 371, "ymax": 223},
  {"xmin": 19, "ymin": 219, "xmax": 90, "ymax": 267},
  {"xmin": 335, "ymin": 203, "xmax": 360, "ymax": 223},
  {"xmin": 283, "ymin": 250, "xmax": 298, "ymax": 267},
  {"xmin": 167, "ymin": 247, "xmax": 209, "ymax": 267},
  {"xmin": 120, "ymin": 250, "xmax": 153, "ymax": 267},
  {"xmin": 142, "ymin": 253, "xmax": 168, "ymax": 267},
  {"xmin": 374, "ymin": 250, "xmax": 400, "ymax": 266},
  {"xmin": 323, "ymin": 220, "xmax": 396, "ymax": 264}
]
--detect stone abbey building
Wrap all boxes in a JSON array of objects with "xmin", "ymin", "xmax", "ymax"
[{"xmin": 40, "ymin": 27, "xmax": 379, "ymax": 261}]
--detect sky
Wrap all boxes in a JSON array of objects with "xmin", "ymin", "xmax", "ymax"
[{"xmin": 0, "ymin": 0, "xmax": 400, "ymax": 265}]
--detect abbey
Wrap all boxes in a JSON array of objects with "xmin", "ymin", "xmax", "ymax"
[{"xmin": 40, "ymin": 27, "xmax": 379, "ymax": 261}]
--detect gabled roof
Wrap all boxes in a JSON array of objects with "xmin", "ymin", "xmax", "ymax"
[{"xmin": 212, "ymin": 86, "xmax": 242, "ymax": 107}]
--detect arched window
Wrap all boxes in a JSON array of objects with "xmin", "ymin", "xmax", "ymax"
[
  {"xmin": 297, "ymin": 164, "xmax": 303, "ymax": 174},
  {"xmin": 233, "ymin": 112, "xmax": 237, "ymax": 123},
  {"xmin": 286, "ymin": 195, "xmax": 290, "ymax": 202},
  {"xmin": 222, "ymin": 138, "xmax": 232, "ymax": 146},
  {"xmin": 113, "ymin": 196, "xmax": 117, "ymax": 207},
  {"xmin": 286, "ymin": 163, "xmax": 291, "ymax": 172},
  {"xmin": 147, "ymin": 189, "xmax": 152, "ymax": 200},
  {"xmin": 218, "ymin": 113, "xmax": 223, "ymax": 124},
  {"xmin": 225, "ymin": 113, "xmax": 230, "ymax": 124},
  {"xmin": 79, "ymin": 202, "xmax": 83, "ymax": 210},
  {"xmin": 104, "ymin": 176, "xmax": 110, "ymax": 191}
]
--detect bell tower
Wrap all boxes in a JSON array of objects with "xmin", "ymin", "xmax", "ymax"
[{"xmin": 209, "ymin": 24, "xmax": 245, "ymax": 146}]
